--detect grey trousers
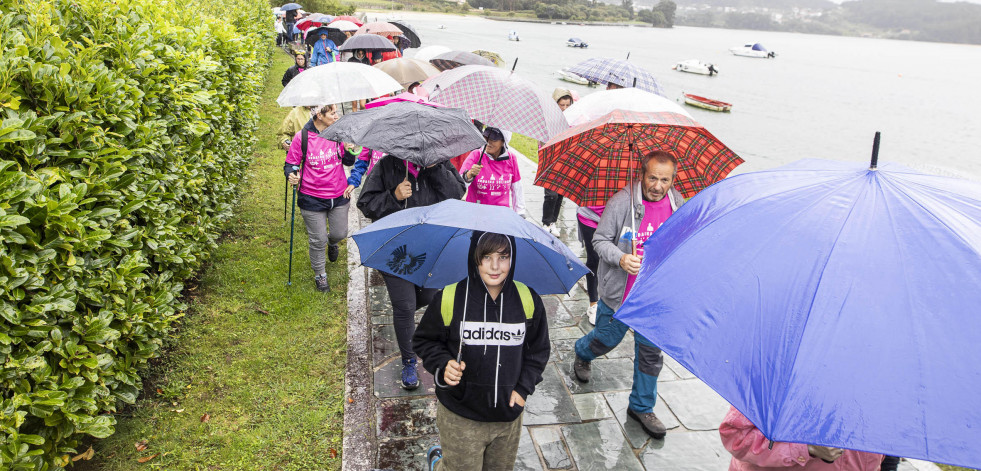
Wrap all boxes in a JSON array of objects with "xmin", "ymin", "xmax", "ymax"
[
  {"xmin": 435, "ymin": 402, "xmax": 523, "ymax": 471},
  {"xmin": 299, "ymin": 204, "xmax": 349, "ymax": 276}
]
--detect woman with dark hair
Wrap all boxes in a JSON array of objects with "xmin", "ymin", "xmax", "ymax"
[{"xmin": 281, "ymin": 53, "xmax": 308, "ymax": 87}]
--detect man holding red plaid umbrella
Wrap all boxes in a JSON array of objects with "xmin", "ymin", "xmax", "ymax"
[{"xmin": 571, "ymin": 150, "xmax": 684, "ymax": 439}]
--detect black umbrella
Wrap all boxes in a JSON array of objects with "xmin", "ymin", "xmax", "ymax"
[
  {"xmin": 391, "ymin": 20, "xmax": 421, "ymax": 48},
  {"xmin": 306, "ymin": 26, "xmax": 348, "ymax": 47},
  {"xmin": 338, "ymin": 34, "xmax": 396, "ymax": 52},
  {"xmin": 319, "ymin": 102, "xmax": 485, "ymax": 168},
  {"xmin": 429, "ymin": 50, "xmax": 494, "ymax": 72}
]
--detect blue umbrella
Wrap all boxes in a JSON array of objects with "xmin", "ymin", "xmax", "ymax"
[
  {"xmin": 566, "ymin": 57, "xmax": 663, "ymax": 96},
  {"xmin": 615, "ymin": 157, "xmax": 981, "ymax": 467},
  {"xmin": 352, "ymin": 200, "xmax": 589, "ymax": 295},
  {"xmin": 281, "ymin": 3, "xmax": 302, "ymax": 11}
]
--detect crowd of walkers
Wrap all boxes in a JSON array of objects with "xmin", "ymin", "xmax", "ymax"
[{"xmin": 275, "ymin": 33, "xmax": 903, "ymax": 471}]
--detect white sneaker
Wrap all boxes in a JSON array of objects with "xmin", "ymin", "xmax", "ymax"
[
  {"xmin": 546, "ymin": 224, "xmax": 561, "ymax": 237},
  {"xmin": 587, "ymin": 303, "xmax": 597, "ymax": 325}
]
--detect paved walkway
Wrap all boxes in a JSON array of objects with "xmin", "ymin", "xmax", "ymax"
[{"xmin": 343, "ymin": 154, "xmax": 941, "ymax": 471}]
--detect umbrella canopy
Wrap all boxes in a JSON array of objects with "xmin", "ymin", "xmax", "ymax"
[
  {"xmin": 423, "ymin": 65, "xmax": 568, "ymax": 143},
  {"xmin": 615, "ymin": 159, "xmax": 981, "ymax": 468},
  {"xmin": 276, "ymin": 62, "xmax": 402, "ymax": 107},
  {"xmin": 328, "ymin": 19, "xmax": 360, "ymax": 32},
  {"xmin": 352, "ymin": 200, "xmax": 589, "ymax": 294},
  {"xmin": 471, "ymin": 49, "xmax": 505, "ymax": 67},
  {"xmin": 413, "ymin": 45, "xmax": 451, "ymax": 62},
  {"xmin": 305, "ymin": 26, "xmax": 347, "ymax": 47},
  {"xmin": 365, "ymin": 92, "xmax": 444, "ymax": 109},
  {"xmin": 429, "ymin": 50, "xmax": 494, "ymax": 71},
  {"xmin": 318, "ymin": 101, "xmax": 485, "ymax": 167},
  {"xmin": 563, "ymin": 88, "xmax": 691, "ymax": 126},
  {"xmin": 536, "ymin": 109, "xmax": 742, "ymax": 205},
  {"xmin": 281, "ymin": 3, "xmax": 302, "ymax": 11},
  {"xmin": 333, "ymin": 15, "xmax": 363, "ymax": 26},
  {"xmin": 355, "ymin": 21, "xmax": 402, "ymax": 37},
  {"xmin": 566, "ymin": 57, "xmax": 664, "ymax": 96},
  {"xmin": 373, "ymin": 58, "xmax": 441, "ymax": 87},
  {"xmin": 391, "ymin": 20, "xmax": 422, "ymax": 48},
  {"xmin": 295, "ymin": 14, "xmax": 329, "ymax": 31},
  {"xmin": 338, "ymin": 34, "xmax": 396, "ymax": 52}
]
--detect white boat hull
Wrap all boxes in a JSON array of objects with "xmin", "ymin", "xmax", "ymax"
[
  {"xmin": 729, "ymin": 47, "xmax": 773, "ymax": 58},
  {"xmin": 557, "ymin": 70, "xmax": 590, "ymax": 85},
  {"xmin": 675, "ymin": 60, "xmax": 718, "ymax": 76}
]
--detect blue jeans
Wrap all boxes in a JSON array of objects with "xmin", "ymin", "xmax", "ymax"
[{"xmin": 575, "ymin": 300, "xmax": 663, "ymax": 413}]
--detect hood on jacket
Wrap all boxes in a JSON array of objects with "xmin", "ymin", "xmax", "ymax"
[{"xmin": 466, "ymin": 231, "xmax": 517, "ymax": 295}]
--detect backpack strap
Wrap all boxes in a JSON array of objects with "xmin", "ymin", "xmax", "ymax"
[
  {"xmin": 514, "ymin": 281, "xmax": 534, "ymax": 320},
  {"xmin": 297, "ymin": 129, "xmax": 309, "ymax": 194},
  {"xmin": 441, "ymin": 283, "xmax": 457, "ymax": 327}
]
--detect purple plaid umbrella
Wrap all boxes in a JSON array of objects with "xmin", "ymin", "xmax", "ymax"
[
  {"xmin": 429, "ymin": 50, "xmax": 495, "ymax": 71},
  {"xmin": 566, "ymin": 57, "xmax": 664, "ymax": 97},
  {"xmin": 422, "ymin": 65, "xmax": 569, "ymax": 143}
]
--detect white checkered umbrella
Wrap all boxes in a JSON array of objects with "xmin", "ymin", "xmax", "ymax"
[
  {"xmin": 566, "ymin": 57, "xmax": 664, "ymax": 97},
  {"xmin": 276, "ymin": 62, "xmax": 402, "ymax": 106},
  {"xmin": 422, "ymin": 65, "xmax": 568, "ymax": 143}
]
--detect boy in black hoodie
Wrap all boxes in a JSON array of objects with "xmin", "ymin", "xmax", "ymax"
[{"xmin": 413, "ymin": 232, "xmax": 550, "ymax": 470}]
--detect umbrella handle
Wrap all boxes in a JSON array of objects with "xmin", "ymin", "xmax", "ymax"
[{"xmin": 870, "ymin": 131, "xmax": 881, "ymax": 170}]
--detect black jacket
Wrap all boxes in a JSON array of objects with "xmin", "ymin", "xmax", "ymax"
[
  {"xmin": 356, "ymin": 155, "xmax": 465, "ymax": 221},
  {"xmin": 413, "ymin": 232, "xmax": 550, "ymax": 423},
  {"xmin": 348, "ymin": 54, "xmax": 371, "ymax": 65},
  {"xmin": 282, "ymin": 64, "xmax": 305, "ymax": 87}
]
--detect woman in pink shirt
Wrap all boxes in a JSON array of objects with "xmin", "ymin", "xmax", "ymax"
[
  {"xmin": 720, "ymin": 406, "xmax": 884, "ymax": 471},
  {"xmin": 459, "ymin": 127, "xmax": 526, "ymax": 216}
]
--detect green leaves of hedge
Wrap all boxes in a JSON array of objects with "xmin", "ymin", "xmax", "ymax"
[{"xmin": 0, "ymin": 0, "xmax": 272, "ymax": 467}]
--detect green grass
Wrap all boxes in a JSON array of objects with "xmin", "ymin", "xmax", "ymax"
[
  {"xmin": 510, "ymin": 133, "xmax": 539, "ymax": 163},
  {"xmin": 79, "ymin": 49, "xmax": 348, "ymax": 470},
  {"xmin": 939, "ymin": 465, "xmax": 978, "ymax": 471}
]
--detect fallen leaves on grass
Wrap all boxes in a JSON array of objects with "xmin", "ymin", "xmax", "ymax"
[
  {"xmin": 201, "ymin": 413, "xmax": 211, "ymax": 423},
  {"xmin": 135, "ymin": 440, "xmax": 149, "ymax": 452},
  {"xmin": 72, "ymin": 447, "xmax": 95, "ymax": 461},
  {"xmin": 137, "ymin": 453, "xmax": 159, "ymax": 463},
  {"xmin": 257, "ymin": 308, "xmax": 270, "ymax": 315},
  {"xmin": 329, "ymin": 448, "xmax": 338, "ymax": 459}
]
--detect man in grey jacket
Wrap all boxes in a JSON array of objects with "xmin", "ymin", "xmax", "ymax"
[{"xmin": 572, "ymin": 150, "xmax": 684, "ymax": 439}]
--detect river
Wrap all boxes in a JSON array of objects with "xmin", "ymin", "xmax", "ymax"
[{"xmin": 372, "ymin": 11, "xmax": 981, "ymax": 178}]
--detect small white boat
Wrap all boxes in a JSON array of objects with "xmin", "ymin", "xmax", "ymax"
[
  {"xmin": 674, "ymin": 59, "xmax": 719, "ymax": 76},
  {"xmin": 566, "ymin": 37, "xmax": 588, "ymax": 48},
  {"xmin": 437, "ymin": 24, "xmax": 447, "ymax": 29},
  {"xmin": 556, "ymin": 68, "xmax": 592, "ymax": 85},
  {"xmin": 508, "ymin": 30, "xmax": 519, "ymax": 41},
  {"xmin": 729, "ymin": 43, "xmax": 776, "ymax": 58}
]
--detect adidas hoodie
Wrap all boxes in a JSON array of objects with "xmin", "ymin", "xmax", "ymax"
[{"xmin": 412, "ymin": 232, "xmax": 551, "ymax": 423}]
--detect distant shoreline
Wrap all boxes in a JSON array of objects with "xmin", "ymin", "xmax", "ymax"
[{"xmin": 483, "ymin": 16, "xmax": 653, "ymax": 27}]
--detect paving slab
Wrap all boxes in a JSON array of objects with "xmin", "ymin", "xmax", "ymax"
[
  {"xmin": 550, "ymin": 326, "xmax": 586, "ymax": 340},
  {"xmin": 572, "ymin": 392, "xmax": 614, "ymax": 421},
  {"xmin": 374, "ymin": 357, "xmax": 435, "ymax": 398},
  {"xmin": 376, "ymin": 396, "xmax": 438, "ymax": 438},
  {"xmin": 376, "ymin": 434, "xmax": 436, "ymax": 471},
  {"xmin": 524, "ymin": 363, "xmax": 582, "ymax": 426},
  {"xmin": 546, "ymin": 300, "xmax": 580, "ymax": 329},
  {"xmin": 551, "ymin": 339, "xmax": 578, "ymax": 363},
  {"xmin": 532, "ymin": 427, "xmax": 573, "ymax": 469},
  {"xmin": 562, "ymin": 358, "xmax": 636, "ymax": 394},
  {"xmin": 663, "ymin": 354, "xmax": 697, "ymax": 380},
  {"xmin": 515, "ymin": 426, "xmax": 545, "ymax": 471},
  {"xmin": 604, "ymin": 390, "xmax": 681, "ymax": 449},
  {"xmin": 640, "ymin": 430, "xmax": 731, "ymax": 470},
  {"xmin": 562, "ymin": 419, "xmax": 645, "ymax": 471},
  {"xmin": 657, "ymin": 380, "xmax": 730, "ymax": 431},
  {"xmin": 372, "ymin": 324, "xmax": 397, "ymax": 367}
]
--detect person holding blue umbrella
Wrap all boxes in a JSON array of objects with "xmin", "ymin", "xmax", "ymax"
[
  {"xmin": 571, "ymin": 150, "xmax": 684, "ymax": 439},
  {"xmin": 310, "ymin": 30, "xmax": 339, "ymax": 66}
]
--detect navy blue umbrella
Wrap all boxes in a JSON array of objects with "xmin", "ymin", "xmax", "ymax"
[
  {"xmin": 352, "ymin": 200, "xmax": 589, "ymax": 294},
  {"xmin": 616, "ymin": 155, "xmax": 981, "ymax": 467},
  {"xmin": 281, "ymin": 3, "xmax": 302, "ymax": 11}
]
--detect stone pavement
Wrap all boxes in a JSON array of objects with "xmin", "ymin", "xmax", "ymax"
[{"xmin": 343, "ymin": 154, "xmax": 942, "ymax": 471}]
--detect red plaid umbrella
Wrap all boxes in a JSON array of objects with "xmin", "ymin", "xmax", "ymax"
[
  {"xmin": 422, "ymin": 65, "xmax": 568, "ymax": 142},
  {"xmin": 535, "ymin": 109, "xmax": 743, "ymax": 206}
]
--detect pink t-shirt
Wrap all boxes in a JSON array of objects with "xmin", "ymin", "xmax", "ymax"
[
  {"xmin": 460, "ymin": 150, "xmax": 520, "ymax": 208},
  {"xmin": 577, "ymin": 205, "xmax": 606, "ymax": 229},
  {"xmin": 357, "ymin": 147, "xmax": 385, "ymax": 174},
  {"xmin": 286, "ymin": 130, "xmax": 349, "ymax": 200},
  {"xmin": 623, "ymin": 196, "xmax": 673, "ymax": 301}
]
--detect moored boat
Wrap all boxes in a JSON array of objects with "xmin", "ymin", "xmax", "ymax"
[
  {"xmin": 566, "ymin": 37, "xmax": 588, "ymax": 48},
  {"xmin": 683, "ymin": 93, "xmax": 732, "ymax": 112},
  {"xmin": 673, "ymin": 59, "xmax": 719, "ymax": 76},
  {"xmin": 508, "ymin": 30, "xmax": 519, "ymax": 41},
  {"xmin": 556, "ymin": 68, "xmax": 593, "ymax": 85},
  {"xmin": 729, "ymin": 43, "xmax": 775, "ymax": 58}
]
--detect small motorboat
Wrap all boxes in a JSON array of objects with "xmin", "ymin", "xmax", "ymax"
[
  {"xmin": 508, "ymin": 30, "xmax": 519, "ymax": 41},
  {"xmin": 674, "ymin": 59, "xmax": 719, "ymax": 76},
  {"xmin": 556, "ymin": 68, "xmax": 593, "ymax": 86},
  {"xmin": 729, "ymin": 43, "xmax": 776, "ymax": 58},
  {"xmin": 683, "ymin": 93, "xmax": 732, "ymax": 112},
  {"xmin": 437, "ymin": 24, "xmax": 447, "ymax": 29},
  {"xmin": 567, "ymin": 37, "xmax": 588, "ymax": 48}
]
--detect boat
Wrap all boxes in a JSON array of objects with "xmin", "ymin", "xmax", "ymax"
[
  {"xmin": 508, "ymin": 30, "xmax": 519, "ymax": 41},
  {"xmin": 566, "ymin": 37, "xmax": 588, "ymax": 48},
  {"xmin": 683, "ymin": 93, "xmax": 732, "ymax": 112},
  {"xmin": 556, "ymin": 68, "xmax": 594, "ymax": 86},
  {"xmin": 437, "ymin": 24, "xmax": 447, "ymax": 29},
  {"xmin": 673, "ymin": 59, "xmax": 719, "ymax": 76},
  {"xmin": 729, "ymin": 43, "xmax": 775, "ymax": 58}
]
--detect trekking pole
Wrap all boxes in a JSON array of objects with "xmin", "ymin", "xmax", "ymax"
[
  {"xmin": 284, "ymin": 178, "xmax": 288, "ymax": 221},
  {"xmin": 287, "ymin": 167, "xmax": 300, "ymax": 286}
]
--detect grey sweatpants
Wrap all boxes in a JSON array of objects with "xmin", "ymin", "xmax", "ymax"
[
  {"xmin": 435, "ymin": 402, "xmax": 523, "ymax": 471},
  {"xmin": 299, "ymin": 204, "xmax": 349, "ymax": 276}
]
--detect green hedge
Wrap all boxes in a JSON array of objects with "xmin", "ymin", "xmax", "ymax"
[{"xmin": 0, "ymin": 0, "xmax": 271, "ymax": 467}]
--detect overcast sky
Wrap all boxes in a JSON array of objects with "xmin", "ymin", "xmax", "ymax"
[{"xmin": 830, "ymin": 0, "xmax": 981, "ymax": 3}]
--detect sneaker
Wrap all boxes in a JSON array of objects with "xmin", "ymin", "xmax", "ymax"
[
  {"xmin": 328, "ymin": 244, "xmax": 339, "ymax": 262},
  {"xmin": 573, "ymin": 356, "xmax": 591, "ymax": 383},
  {"xmin": 627, "ymin": 408, "xmax": 667, "ymax": 439},
  {"xmin": 545, "ymin": 224, "xmax": 561, "ymax": 237},
  {"xmin": 401, "ymin": 358, "xmax": 420, "ymax": 390},
  {"xmin": 314, "ymin": 274, "xmax": 331, "ymax": 293},
  {"xmin": 426, "ymin": 444, "xmax": 442, "ymax": 471},
  {"xmin": 587, "ymin": 303, "xmax": 597, "ymax": 326}
]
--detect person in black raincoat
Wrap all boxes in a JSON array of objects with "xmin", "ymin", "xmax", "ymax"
[
  {"xmin": 357, "ymin": 156, "xmax": 466, "ymax": 391},
  {"xmin": 281, "ymin": 52, "xmax": 308, "ymax": 87}
]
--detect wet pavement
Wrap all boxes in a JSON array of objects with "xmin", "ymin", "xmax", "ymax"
[{"xmin": 345, "ymin": 154, "xmax": 942, "ymax": 471}]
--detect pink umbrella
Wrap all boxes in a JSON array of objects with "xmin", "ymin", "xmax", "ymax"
[
  {"xmin": 365, "ymin": 92, "xmax": 445, "ymax": 109},
  {"xmin": 355, "ymin": 21, "xmax": 402, "ymax": 37}
]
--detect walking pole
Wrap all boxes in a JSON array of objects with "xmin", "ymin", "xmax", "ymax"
[
  {"xmin": 284, "ymin": 178, "xmax": 288, "ymax": 221},
  {"xmin": 870, "ymin": 131, "xmax": 881, "ymax": 170},
  {"xmin": 287, "ymin": 166, "xmax": 299, "ymax": 286}
]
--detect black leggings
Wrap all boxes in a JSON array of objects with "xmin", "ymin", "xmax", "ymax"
[
  {"xmin": 578, "ymin": 220, "xmax": 599, "ymax": 304},
  {"xmin": 382, "ymin": 272, "xmax": 437, "ymax": 362},
  {"xmin": 542, "ymin": 189, "xmax": 563, "ymax": 226}
]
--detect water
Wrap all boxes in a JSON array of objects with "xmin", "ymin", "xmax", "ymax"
[{"xmin": 384, "ymin": 12, "xmax": 981, "ymax": 178}]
